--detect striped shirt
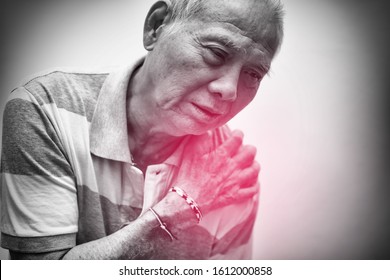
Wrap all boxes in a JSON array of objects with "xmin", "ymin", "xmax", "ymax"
[{"xmin": 0, "ymin": 58, "xmax": 259, "ymax": 259}]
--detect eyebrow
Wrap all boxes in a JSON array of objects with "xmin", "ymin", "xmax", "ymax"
[{"xmin": 202, "ymin": 34, "xmax": 245, "ymax": 53}]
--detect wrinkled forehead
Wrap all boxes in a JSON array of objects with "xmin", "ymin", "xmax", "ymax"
[{"xmin": 190, "ymin": 0, "xmax": 281, "ymax": 55}]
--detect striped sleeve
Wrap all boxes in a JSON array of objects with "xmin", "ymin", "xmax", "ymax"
[
  {"xmin": 1, "ymin": 87, "xmax": 78, "ymax": 253},
  {"xmin": 210, "ymin": 193, "xmax": 259, "ymax": 259}
]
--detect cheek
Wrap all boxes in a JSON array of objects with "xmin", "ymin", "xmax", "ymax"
[
  {"xmin": 238, "ymin": 87, "xmax": 257, "ymax": 107},
  {"xmin": 228, "ymin": 89, "xmax": 257, "ymax": 117},
  {"xmin": 153, "ymin": 61, "xmax": 208, "ymax": 108},
  {"xmin": 157, "ymin": 35, "xmax": 210, "ymax": 80},
  {"xmin": 157, "ymin": 60, "xmax": 213, "ymax": 102}
]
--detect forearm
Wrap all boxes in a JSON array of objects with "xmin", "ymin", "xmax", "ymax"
[
  {"xmin": 63, "ymin": 210, "xmax": 157, "ymax": 260},
  {"xmin": 63, "ymin": 193, "xmax": 194, "ymax": 260}
]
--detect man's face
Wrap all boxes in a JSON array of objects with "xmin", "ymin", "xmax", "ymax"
[{"xmin": 144, "ymin": 0, "xmax": 279, "ymax": 136}]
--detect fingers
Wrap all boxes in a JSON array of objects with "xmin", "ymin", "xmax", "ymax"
[
  {"xmin": 221, "ymin": 160, "xmax": 260, "ymax": 192},
  {"xmin": 236, "ymin": 182, "xmax": 260, "ymax": 201},
  {"xmin": 233, "ymin": 145, "xmax": 257, "ymax": 168},
  {"xmin": 223, "ymin": 182, "xmax": 259, "ymax": 206},
  {"xmin": 234, "ymin": 160, "xmax": 260, "ymax": 188},
  {"xmin": 216, "ymin": 129, "xmax": 243, "ymax": 157}
]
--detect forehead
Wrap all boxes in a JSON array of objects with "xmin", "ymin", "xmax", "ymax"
[{"xmin": 190, "ymin": 0, "xmax": 280, "ymax": 56}]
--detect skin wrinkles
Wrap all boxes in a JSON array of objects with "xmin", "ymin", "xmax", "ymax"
[
  {"xmin": 176, "ymin": 24, "xmax": 268, "ymax": 118},
  {"xmin": 184, "ymin": 0, "xmax": 280, "ymax": 56},
  {"xmin": 5, "ymin": 0, "xmax": 283, "ymax": 260},
  {"xmin": 194, "ymin": 29, "xmax": 271, "ymax": 75},
  {"xmin": 126, "ymin": 0, "xmax": 280, "ymax": 163}
]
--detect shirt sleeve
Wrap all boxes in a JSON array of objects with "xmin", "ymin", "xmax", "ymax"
[
  {"xmin": 208, "ymin": 190, "xmax": 259, "ymax": 259},
  {"xmin": 1, "ymin": 87, "xmax": 78, "ymax": 253}
]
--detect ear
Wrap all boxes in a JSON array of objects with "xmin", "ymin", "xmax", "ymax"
[{"xmin": 143, "ymin": 0, "xmax": 172, "ymax": 51}]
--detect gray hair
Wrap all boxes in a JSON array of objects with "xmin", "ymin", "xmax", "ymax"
[
  {"xmin": 169, "ymin": 0, "xmax": 206, "ymax": 21},
  {"xmin": 167, "ymin": 0, "xmax": 284, "ymax": 54}
]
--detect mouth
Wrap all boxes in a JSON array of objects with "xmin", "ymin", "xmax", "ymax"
[{"xmin": 191, "ymin": 103, "xmax": 223, "ymax": 119}]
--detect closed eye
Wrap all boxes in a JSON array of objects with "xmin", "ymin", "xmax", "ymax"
[
  {"xmin": 243, "ymin": 69, "xmax": 263, "ymax": 88},
  {"xmin": 208, "ymin": 47, "xmax": 228, "ymax": 60},
  {"xmin": 202, "ymin": 45, "xmax": 229, "ymax": 65}
]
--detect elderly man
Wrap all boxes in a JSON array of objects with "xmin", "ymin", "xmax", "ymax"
[{"xmin": 1, "ymin": 0, "xmax": 283, "ymax": 259}]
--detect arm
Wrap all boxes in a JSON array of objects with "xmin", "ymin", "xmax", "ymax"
[
  {"xmin": 1, "ymin": 88, "xmax": 172, "ymax": 260},
  {"xmin": 9, "ymin": 191, "xmax": 197, "ymax": 259},
  {"xmin": 8, "ymin": 131, "xmax": 258, "ymax": 260},
  {"xmin": 2, "ymin": 89, "xmax": 258, "ymax": 259}
]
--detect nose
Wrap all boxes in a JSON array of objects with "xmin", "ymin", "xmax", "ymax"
[{"xmin": 208, "ymin": 67, "xmax": 240, "ymax": 101}]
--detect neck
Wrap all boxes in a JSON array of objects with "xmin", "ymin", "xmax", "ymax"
[
  {"xmin": 126, "ymin": 62, "xmax": 184, "ymax": 170},
  {"xmin": 128, "ymin": 122, "xmax": 184, "ymax": 168}
]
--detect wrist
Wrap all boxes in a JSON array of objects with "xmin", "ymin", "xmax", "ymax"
[
  {"xmin": 153, "ymin": 191, "xmax": 199, "ymax": 231},
  {"xmin": 170, "ymin": 186, "xmax": 202, "ymax": 223}
]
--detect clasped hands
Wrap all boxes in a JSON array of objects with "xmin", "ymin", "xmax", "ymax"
[{"xmin": 174, "ymin": 130, "xmax": 260, "ymax": 215}]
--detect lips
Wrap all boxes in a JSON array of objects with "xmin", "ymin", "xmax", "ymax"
[
  {"xmin": 187, "ymin": 102, "xmax": 228, "ymax": 124},
  {"xmin": 191, "ymin": 102, "xmax": 224, "ymax": 116}
]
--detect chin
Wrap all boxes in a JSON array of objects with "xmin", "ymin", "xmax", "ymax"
[{"xmin": 170, "ymin": 116, "xmax": 224, "ymax": 137}]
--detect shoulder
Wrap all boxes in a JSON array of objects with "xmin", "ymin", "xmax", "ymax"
[
  {"xmin": 21, "ymin": 68, "xmax": 109, "ymax": 103},
  {"xmin": 6, "ymin": 68, "xmax": 111, "ymax": 122}
]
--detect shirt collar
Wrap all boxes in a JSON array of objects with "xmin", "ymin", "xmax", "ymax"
[{"xmin": 90, "ymin": 57, "xmax": 145, "ymax": 164}]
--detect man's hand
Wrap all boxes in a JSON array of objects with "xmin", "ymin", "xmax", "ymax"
[{"xmin": 174, "ymin": 130, "xmax": 260, "ymax": 214}]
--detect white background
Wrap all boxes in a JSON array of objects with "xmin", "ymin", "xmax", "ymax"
[{"xmin": 0, "ymin": 0, "xmax": 389, "ymax": 259}]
